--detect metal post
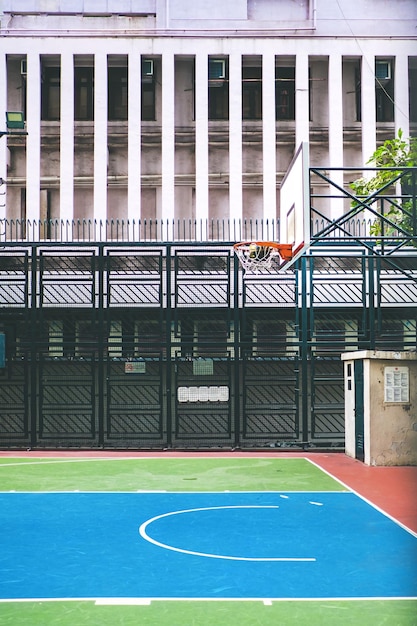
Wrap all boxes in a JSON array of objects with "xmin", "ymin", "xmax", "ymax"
[
  {"xmin": 97, "ymin": 245, "xmax": 105, "ymax": 447},
  {"xmin": 233, "ymin": 247, "xmax": 241, "ymax": 448},
  {"xmin": 300, "ymin": 254, "xmax": 310, "ymax": 445},
  {"xmin": 30, "ymin": 245, "xmax": 37, "ymax": 448},
  {"xmin": 165, "ymin": 244, "xmax": 172, "ymax": 448}
]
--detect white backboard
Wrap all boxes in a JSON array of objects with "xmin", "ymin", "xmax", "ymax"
[{"xmin": 280, "ymin": 142, "xmax": 310, "ymax": 256}]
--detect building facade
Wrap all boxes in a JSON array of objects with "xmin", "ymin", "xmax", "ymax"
[
  {"xmin": 0, "ymin": 1, "xmax": 416, "ymax": 451},
  {"xmin": 1, "ymin": 0, "xmax": 416, "ymax": 229}
]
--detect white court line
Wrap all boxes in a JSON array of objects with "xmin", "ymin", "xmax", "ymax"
[
  {"xmin": 306, "ymin": 457, "xmax": 417, "ymax": 538},
  {"xmin": 0, "ymin": 490, "xmax": 350, "ymax": 494},
  {"xmin": 1, "ymin": 490, "xmax": 170, "ymax": 494},
  {"xmin": 139, "ymin": 504, "xmax": 316, "ymax": 562},
  {"xmin": 0, "ymin": 458, "xmax": 172, "ymax": 468},
  {"xmin": 0, "ymin": 596, "xmax": 415, "ymax": 604},
  {"xmin": 95, "ymin": 596, "xmax": 417, "ymax": 604},
  {"xmin": 0, "ymin": 456, "xmax": 318, "ymax": 469}
]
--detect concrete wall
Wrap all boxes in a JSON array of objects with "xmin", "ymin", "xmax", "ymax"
[
  {"xmin": 2, "ymin": 1, "xmax": 416, "ymax": 37},
  {"xmin": 343, "ymin": 351, "xmax": 417, "ymax": 466}
]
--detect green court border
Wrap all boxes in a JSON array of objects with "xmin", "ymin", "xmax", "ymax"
[{"xmin": 0, "ymin": 456, "xmax": 347, "ymax": 492}]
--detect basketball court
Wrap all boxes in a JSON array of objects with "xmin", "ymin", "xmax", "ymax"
[
  {"xmin": 0, "ymin": 453, "xmax": 416, "ymax": 625},
  {"xmin": 0, "ymin": 145, "xmax": 416, "ymax": 624}
]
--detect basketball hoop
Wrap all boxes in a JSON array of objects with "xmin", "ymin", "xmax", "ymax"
[{"xmin": 233, "ymin": 241, "xmax": 293, "ymax": 274}]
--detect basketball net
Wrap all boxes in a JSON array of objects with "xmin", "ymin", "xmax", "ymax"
[{"xmin": 233, "ymin": 241, "xmax": 293, "ymax": 274}]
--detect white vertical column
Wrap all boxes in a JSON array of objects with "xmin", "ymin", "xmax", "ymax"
[
  {"xmin": 26, "ymin": 51, "xmax": 41, "ymax": 227},
  {"xmin": 295, "ymin": 52, "xmax": 310, "ymax": 150},
  {"xmin": 194, "ymin": 51, "xmax": 209, "ymax": 224},
  {"xmin": 0, "ymin": 53, "xmax": 7, "ymax": 222},
  {"xmin": 394, "ymin": 54, "xmax": 410, "ymax": 140},
  {"xmin": 394, "ymin": 54, "xmax": 410, "ymax": 212},
  {"xmin": 128, "ymin": 52, "xmax": 141, "ymax": 221},
  {"xmin": 161, "ymin": 51, "xmax": 175, "ymax": 229},
  {"xmin": 262, "ymin": 52, "xmax": 276, "ymax": 223},
  {"xmin": 228, "ymin": 51, "xmax": 242, "ymax": 223},
  {"xmin": 328, "ymin": 53, "xmax": 344, "ymax": 219},
  {"xmin": 93, "ymin": 52, "xmax": 108, "ymax": 222},
  {"xmin": 361, "ymin": 52, "xmax": 376, "ymax": 168},
  {"xmin": 60, "ymin": 51, "xmax": 74, "ymax": 223}
]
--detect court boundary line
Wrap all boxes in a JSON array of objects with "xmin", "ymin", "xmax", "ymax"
[
  {"xmin": 0, "ymin": 456, "xmax": 315, "ymax": 468},
  {"xmin": 0, "ymin": 489, "xmax": 348, "ymax": 494},
  {"xmin": 0, "ymin": 596, "xmax": 416, "ymax": 604},
  {"xmin": 306, "ymin": 458, "xmax": 417, "ymax": 538},
  {"xmin": 0, "ymin": 458, "xmax": 189, "ymax": 468}
]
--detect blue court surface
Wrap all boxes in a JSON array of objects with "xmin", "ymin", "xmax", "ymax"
[{"xmin": 1, "ymin": 491, "xmax": 416, "ymax": 601}]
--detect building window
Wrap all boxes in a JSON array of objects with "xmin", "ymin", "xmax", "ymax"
[
  {"xmin": 275, "ymin": 67, "xmax": 295, "ymax": 120},
  {"xmin": 208, "ymin": 58, "xmax": 229, "ymax": 120},
  {"xmin": 41, "ymin": 66, "xmax": 60, "ymax": 121},
  {"xmin": 355, "ymin": 63, "xmax": 362, "ymax": 122},
  {"xmin": 74, "ymin": 67, "xmax": 94, "ymax": 121},
  {"xmin": 375, "ymin": 60, "xmax": 394, "ymax": 122},
  {"xmin": 142, "ymin": 59, "xmax": 156, "ymax": 121},
  {"xmin": 242, "ymin": 66, "xmax": 262, "ymax": 120},
  {"xmin": 410, "ymin": 67, "xmax": 417, "ymax": 123},
  {"xmin": 108, "ymin": 67, "xmax": 128, "ymax": 121}
]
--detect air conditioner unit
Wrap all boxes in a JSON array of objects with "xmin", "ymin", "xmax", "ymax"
[
  {"xmin": 20, "ymin": 59, "xmax": 27, "ymax": 76},
  {"xmin": 375, "ymin": 61, "xmax": 391, "ymax": 82},
  {"xmin": 209, "ymin": 59, "xmax": 226, "ymax": 80},
  {"xmin": 141, "ymin": 59, "xmax": 154, "ymax": 78}
]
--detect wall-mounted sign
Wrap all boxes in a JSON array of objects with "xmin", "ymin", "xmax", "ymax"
[
  {"xmin": 384, "ymin": 366, "xmax": 409, "ymax": 403},
  {"xmin": 193, "ymin": 359, "xmax": 214, "ymax": 376},
  {"xmin": 125, "ymin": 361, "xmax": 146, "ymax": 374},
  {"xmin": 177, "ymin": 386, "xmax": 229, "ymax": 403}
]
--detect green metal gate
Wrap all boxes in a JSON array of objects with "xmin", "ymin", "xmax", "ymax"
[
  {"xmin": 105, "ymin": 357, "xmax": 166, "ymax": 447},
  {"xmin": 173, "ymin": 356, "xmax": 234, "ymax": 448},
  {"xmin": 241, "ymin": 355, "xmax": 299, "ymax": 447},
  {"xmin": 38, "ymin": 355, "xmax": 97, "ymax": 447}
]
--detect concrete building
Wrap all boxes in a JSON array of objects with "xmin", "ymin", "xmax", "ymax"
[
  {"xmin": 1, "ymin": 0, "xmax": 416, "ymax": 233},
  {"xmin": 0, "ymin": 1, "xmax": 416, "ymax": 452}
]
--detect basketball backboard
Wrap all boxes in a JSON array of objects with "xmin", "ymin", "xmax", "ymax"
[{"xmin": 280, "ymin": 142, "xmax": 310, "ymax": 259}]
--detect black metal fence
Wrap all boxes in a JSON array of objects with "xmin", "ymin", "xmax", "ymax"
[
  {"xmin": 0, "ymin": 216, "xmax": 374, "ymax": 244},
  {"xmin": 0, "ymin": 241, "xmax": 415, "ymax": 450}
]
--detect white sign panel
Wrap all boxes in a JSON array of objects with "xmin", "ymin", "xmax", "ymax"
[
  {"xmin": 384, "ymin": 366, "xmax": 409, "ymax": 403},
  {"xmin": 177, "ymin": 386, "xmax": 229, "ymax": 403}
]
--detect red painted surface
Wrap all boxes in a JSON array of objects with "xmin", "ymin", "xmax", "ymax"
[
  {"xmin": 1, "ymin": 450, "xmax": 416, "ymax": 533},
  {"xmin": 310, "ymin": 453, "xmax": 417, "ymax": 534}
]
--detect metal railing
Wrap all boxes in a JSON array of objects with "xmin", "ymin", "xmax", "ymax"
[
  {"xmin": 310, "ymin": 166, "xmax": 417, "ymax": 251},
  {"xmin": 0, "ymin": 216, "xmax": 376, "ymax": 244}
]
